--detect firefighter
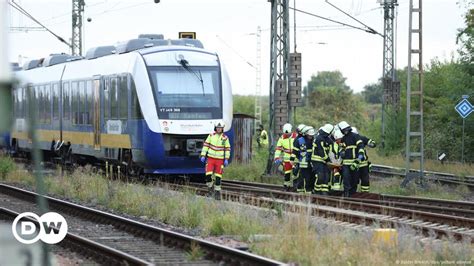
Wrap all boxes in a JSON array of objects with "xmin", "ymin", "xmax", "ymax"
[
  {"xmin": 328, "ymin": 127, "xmax": 344, "ymax": 191},
  {"xmin": 290, "ymin": 126, "xmax": 314, "ymax": 194},
  {"xmin": 351, "ymin": 127, "xmax": 376, "ymax": 193},
  {"xmin": 337, "ymin": 121, "xmax": 365, "ymax": 197},
  {"xmin": 274, "ymin": 123, "xmax": 296, "ymax": 191},
  {"xmin": 296, "ymin": 124, "xmax": 307, "ymax": 138},
  {"xmin": 311, "ymin": 124, "xmax": 334, "ymax": 195},
  {"xmin": 200, "ymin": 121, "xmax": 231, "ymax": 200},
  {"xmin": 290, "ymin": 124, "xmax": 307, "ymax": 188},
  {"xmin": 256, "ymin": 124, "xmax": 268, "ymax": 148}
]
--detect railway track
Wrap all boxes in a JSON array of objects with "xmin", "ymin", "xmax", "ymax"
[
  {"xmin": 0, "ymin": 207, "xmax": 150, "ymax": 265},
  {"xmin": 221, "ymin": 179, "xmax": 474, "ymax": 218},
  {"xmin": 0, "ymin": 183, "xmax": 282, "ymax": 265},
  {"xmin": 371, "ymin": 164, "xmax": 474, "ymax": 189},
  {"xmin": 181, "ymin": 180, "xmax": 474, "ymax": 243}
]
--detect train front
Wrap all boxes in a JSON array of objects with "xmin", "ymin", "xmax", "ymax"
[{"xmin": 139, "ymin": 48, "xmax": 233, "ymax": 175}]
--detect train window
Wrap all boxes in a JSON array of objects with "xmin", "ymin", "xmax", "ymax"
[
  {"xmin": 17, "ymin": 88, "xmax": 24, "ymax": 118},
  {"xmin": 79, "ymin": 81, "xmax": 85, "ymax": 125},
  {"xmin": 104, "ymin": 78, "xmax": 110, "ymax": 119},
  {"xmin": 119, "ymin": 75, "xmax": 128, "ymax": 119},
  {"xmin": 86, "ymin": 80, "xmax": 92, "ymax": 125},
  {"xmin": 38, "ymin": 85, "xmax": 45, "ymax": 124},
  {"xmin": 52, "ymin": 83, "xmax": 59, "ymax": 120},
  {"xmin": 13, "ymin": 88, "xmax": 18, "ymax": 118},
  {"xmin": 63, "ymin": 82, "xmax": 70, "ymax": 120},
  {"xmin": 110, "ymin": 77, "xmax": 118, "ymax": 119},
  {"xmin": 71, "ymin": 81, "xmax": 78, "ymax": 124},
  {"xmin": 44, "ymin": 84, "xmax": 51, "ymax": 124},
  {"xmin": 130, "ymin": 78, "xmax": 143, "ymax": 119}
]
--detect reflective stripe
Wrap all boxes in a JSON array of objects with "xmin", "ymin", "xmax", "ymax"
[
  {"xmin": 214, "ymin": 185, "xmax": 222, "ymax": 191},
  {"xmin": 312, "ymin": 157, "xmax": 326, "ymax": 163},
  {"xmin": 201, "ymin": 133, "xmax": 231, "ymax": 159}
]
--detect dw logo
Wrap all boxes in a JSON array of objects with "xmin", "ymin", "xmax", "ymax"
[{"xmin": 11, "ymin": 212, "xmax": 68, "ymax": 244}]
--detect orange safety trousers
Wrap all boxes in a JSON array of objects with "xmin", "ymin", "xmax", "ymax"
[{"xmin": 205, "ymin": 157, "xmax": 224, "ymax": 177}]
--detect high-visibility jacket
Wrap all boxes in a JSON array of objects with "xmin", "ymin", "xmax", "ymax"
[
  {"xmin": 274, "ymin": 133, "xmax": 296, "ymax": 162},
  {"xmin": 201, "ymin": 132, "xmax": 231, "ymax": 160},
  {"xmin": 328, "ymin": 141, "xmax": 342, "ymax": 165},
  {"xmin": 340, "ymin": 132, "xmax": 365, "ymax": 166},
  {"xmin": 358, "ymin": 134, "xmax": 374, "ymax": 167},
  {"xmin": 291, "ymin": 136, "xmax": 313, "ymax": 168},
  {"xmin": 311, "ymin": 134, "xmax": 333, "ymax": 164},
  {"xmin": 260, "ymin": 130, "xmax": 269, "ymax": 145}
]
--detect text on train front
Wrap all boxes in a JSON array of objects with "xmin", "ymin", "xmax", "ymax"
[{"xmin": 147, "ymin": 51, "xmax": 222, "ymax": 120}]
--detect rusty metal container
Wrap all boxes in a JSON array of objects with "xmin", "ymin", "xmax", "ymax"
[{"xmin": 232, "ymin": 114, "xmax": 255, "ymax": 164}]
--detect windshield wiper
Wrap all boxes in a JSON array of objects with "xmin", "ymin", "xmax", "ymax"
[{"xmin": 178, "ymin": 59, "xmax": 205, "ymax": 96}]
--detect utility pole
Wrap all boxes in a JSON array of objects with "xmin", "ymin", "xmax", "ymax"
[
  {"xmin": 265, "ymin": 0, "xmax": 290, "ymax": 175},
  {"xmin": 401, "ymin": 0, "xmax": 424, "ymax": 188},
  {"xmin": 380, "ymin": 0, "xmax": 400, "ymax": 149},
  {"xmin": 254, "ymin": 26, "xmax": 262, "ymax": 133},
  {"xmin": 72, "ymin": 0, "xmax": 85, "ymax": 56}
]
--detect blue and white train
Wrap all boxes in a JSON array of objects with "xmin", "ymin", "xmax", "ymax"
[{"xmin": 9, "ymin": 36, "xmax": 233, "ymax": 175}]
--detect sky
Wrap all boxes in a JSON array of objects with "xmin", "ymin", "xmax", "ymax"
[{"xmin": 6, "ymin": 0, "xmax": 469, "ymax": 94}]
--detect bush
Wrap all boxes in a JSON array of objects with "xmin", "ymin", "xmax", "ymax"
[{"xmin": 0, "ymin": 156, "xmax": 16, "ymax": 180}]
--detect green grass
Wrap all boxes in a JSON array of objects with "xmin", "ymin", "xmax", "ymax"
[
  {"xmin": 370, "ymin": 177, "xmax": 470, "ymax": 201},
  {"xmin": 252, "ymin": 214, "xmax": 472, "ymax": 266},
  {"xmin": 0, "ymin": 156, "xmax": 472, "ymax": 265},
  {"xmin": 368, "ymin": 150, "xmax": 474, "ymax": 177}
]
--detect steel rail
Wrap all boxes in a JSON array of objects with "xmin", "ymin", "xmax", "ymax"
[
  {"xmin": 0, "ymin": 183, "xmax": 283, "ymax": 266},
  {"xmin": 0, "ymin": 207, "xmax": 151, "ymax": 266}
]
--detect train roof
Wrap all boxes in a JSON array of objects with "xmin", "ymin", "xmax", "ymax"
[{"xmin": 16, "ymin": 34, "xmax": 207, "ymax": 72}]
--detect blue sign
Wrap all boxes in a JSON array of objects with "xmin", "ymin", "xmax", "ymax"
[{"xmin": 455, "ymin": 99, "xmax": 473, "ymax": 119}]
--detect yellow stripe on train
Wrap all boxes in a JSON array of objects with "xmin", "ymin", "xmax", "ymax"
[{"xmin": 11, "ymin": 130, "xmax": 131, "ymax": 149}]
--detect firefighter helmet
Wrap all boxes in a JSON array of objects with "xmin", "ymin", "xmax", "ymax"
[
  {"xmin": 333, "ymin": 128, "xmax": 344, "ymax": 140},
  {"xmin": 305, "ymin": 126, "xmax": 316, "ymax": 136},
  {"xmin": 351, "ymin": 127, "xmax": 359, "ymax": 134},
  {"xmin": 296, "ymin": 124, "xmax": 306, "ymax": 133},
  {"xmin": 337, "ymin": 121, "xmax": 351, "ymax": 132},
  {"xmin": 214, "ymin": 121, "xmax": 225, "ymax": 131},
  {"xmin": 321, "ymin": 124, "xmax": 334, "ymax": 135},
  {"xmin": 283, "ymin": 123, "xmax": 292, "ymax": 134}
]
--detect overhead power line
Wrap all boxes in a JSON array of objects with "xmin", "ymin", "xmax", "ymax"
[
  {"xmin": 289, "ymin": 6, "xmax": 382, "ymax": 36},
  {"xmin": 9, "ymin": 1, "xmax": 72, "ymax": 48},
  {"xmin": 325, "ymin": 0, "xmax": 384, "ymax": 37}
]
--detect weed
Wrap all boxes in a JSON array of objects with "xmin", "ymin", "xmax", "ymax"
[
  {"xmin": 0, "ymin": 156, "xmax": 15, "ymax": 180},
  {"xmin": 186, "ymin": 241, "xmax": 204, "ymax": 261}
]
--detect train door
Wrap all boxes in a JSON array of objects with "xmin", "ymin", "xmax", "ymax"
[{"xmin": 93, "ymin": 76, "xmax": 101, "ymax": 150}]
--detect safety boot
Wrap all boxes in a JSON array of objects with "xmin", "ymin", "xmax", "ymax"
[
  {"xmin": 207, "ymin": 186, "xmax": 214, "ymax": 198},
  {"xmin": 214, "ymin": 191, "xmax": 221, "ymax": 200}
]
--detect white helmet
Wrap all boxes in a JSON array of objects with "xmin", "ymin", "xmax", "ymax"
[
  {"xmin": 305, "ymin": 126, "xmax": 316, "ymax": 136},
  {"xmin": 214, "ymin": 121, "xmax": 225, "ymax": 130},
  {"xmin": 283, "ymin": 123, "xmax": 292, "ymax": 134},
  {"xmin": 333, "ymin": 128, "xmax": 344, "ymax": 140},
  {"xmin": 297, "ymin": 124, "xmax": 306, "ymax": 133},
  {"xmin": 321, "ymin": 124, "xmax": 334, "ymax": 135},
  {"xmin": 337, "ymin": 121, "xmax": 351, "ymax": 132},
  {"xmin": 351, "ymin": 127, "xmax": 359, "ymax": 134}
]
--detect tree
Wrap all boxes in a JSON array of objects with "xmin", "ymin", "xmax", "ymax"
[
  {"xmin": 361, "ymin": 82, "xmax": 383, "ymax": 104},
  {"xmin": 303, "ymin": 70, "xmax": 351, "ymax": 98}
]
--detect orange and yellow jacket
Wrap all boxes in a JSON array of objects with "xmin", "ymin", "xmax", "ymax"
[
  {"xmin": 274, "ymin": 133, "xmax": 297, "ymax": 162},
  {"xmin": 201, "ymin": 132, "xmax": 231, "ymax": 160}
]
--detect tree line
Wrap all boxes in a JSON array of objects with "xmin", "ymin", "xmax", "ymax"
[{"xmin": 233, "ymin": 6, "xmax": 473, "ymax": 163}]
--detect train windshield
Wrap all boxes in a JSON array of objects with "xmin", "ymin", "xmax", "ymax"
[{"xmin": 149, "ymin": 50, "xmax": 222, "ymax": 120}]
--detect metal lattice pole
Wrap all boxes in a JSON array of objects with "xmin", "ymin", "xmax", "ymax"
[
  {"xmin": 254, "ymin": 26, "xmax": 262, "ymax": 133},
  {"xmin": 381, "ymin": 0, "xmax": 399, "ymax": 148},
  {"xmin": 72, "ymin": 0, "xmax": 85, "ymax": 56},
  {"xmin": 402, "ymin": 0, "xmax": 424, "ymax": 187},
  {"xmin": 265, "ymin": 0, "xmax": 289, "ymax": 175}
]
